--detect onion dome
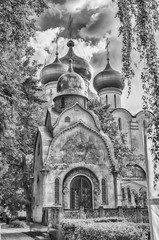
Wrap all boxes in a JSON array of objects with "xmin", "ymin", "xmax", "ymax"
[
  {"xmin": 93, "ymin": 60, "xmax": 124, "ymax": 92},
  {"xmin": 56, "ymin": 59, "xmax": 86, "ymax": 98},
  {"xmin": 60, "ymin": 40, "xmax": 92, "ymax": 82},
  {"xmin": 41, "ymin": 52, "xmax": 68, "ymax": 85}
]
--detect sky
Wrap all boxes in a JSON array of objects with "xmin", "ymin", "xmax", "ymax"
[{"xmin": 30, "ymin": 0, "xmax": 159, "ymax": 114}]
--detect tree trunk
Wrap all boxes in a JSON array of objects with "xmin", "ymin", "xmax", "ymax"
[
  {"xmin": 26, "ymin": 202, "xmax": 32, "ymax": 223},
  {"xmin": 22, "ymin": 155, "xmax": 33, "ymax": 223}
]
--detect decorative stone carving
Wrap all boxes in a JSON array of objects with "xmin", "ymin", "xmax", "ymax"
[
  {"xmin": 61, "ymin": 132, "xmax": 102, "ymax": 164},
  {"xmin": 122, "ymin": 165, "xmax": 146, "ymax": 178},
  {"xmin": 62, "ymin": 167, "xmax": 100, "ymax": 209}
]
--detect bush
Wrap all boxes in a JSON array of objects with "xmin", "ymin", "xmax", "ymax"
[
  {"xmin": 8, "ymin": 220, "xmax": 27, "ymax": 228},
  {"xmin": 60, "ymin": 218, "xmax": 149, "ymax": 240}
]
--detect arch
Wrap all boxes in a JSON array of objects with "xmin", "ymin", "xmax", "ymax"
[
  {"xmin": 55, "ymin": 178, "xmax": 60, "ymax": 205},
  {"xmin": 46, "ymin": 120, "xmax": 116, "ymax": 167},
  {"xmin": 52, "ymin": 103, "xmax": 101, "ymax": 132},
  {"xmin": 70, "ymin": 175, "xmax": 92, "ymax": 209},
  {"xmin": 112, "ymin": 108, "xmax": 133, "ymax": 121},
  {"xmin": 62, "ymin": 167, "xmax": 99, "ymax": 209},
  {"xmin": 122, "ymin": 164, "xmax": 146, "ymax": 178}
]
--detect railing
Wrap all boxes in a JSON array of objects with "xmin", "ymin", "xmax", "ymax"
[{"xmin": 42, "ymin": 206, "xmax": 149, "ymax": 226}]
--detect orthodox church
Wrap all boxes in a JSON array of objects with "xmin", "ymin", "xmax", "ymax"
[{"xmin": 33, "ymin": 38, "xmax": 147, "ymax": 223}]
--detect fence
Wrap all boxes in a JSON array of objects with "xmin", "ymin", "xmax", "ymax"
[{"xmin": 42, "ymin": 206, "xmax": 149, "ymax": 226}]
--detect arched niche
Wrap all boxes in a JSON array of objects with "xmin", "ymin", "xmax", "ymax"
[{"xmin": 62, "ymin": 167, "xmax": 100, "ymax": 209}]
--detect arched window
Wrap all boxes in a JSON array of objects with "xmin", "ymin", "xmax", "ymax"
[
  {"xmin": 61, "ymin": 97, "xmax": 65, "ymax": 108},
  {"xmin": 65, "ymin": 116, "xmax": 71, "ymax": 123},
  {"xmin": 114, "ymin": 95, "xmax": 117, "ymax": 108},
  {"xmin": 55, "ymin": 178, "xmax": 60, "ymax": 205},
  {"xmin": 121, "ymin": 188, "xmax": 125, "ymax": 201},
  {"xmin": 118, "ymin": 118, "xmax": 122, "ymax": 131},
  {"xmin": 106, "ymin": 95, "xmax": 108, "ymax": 105},
  {"xmin": 102, "ymin": 178, "xmax": 108, "ymax": 205},
  {"xmin": 127, "ymin": 187, "xmax": 131, "ymax": 203}
]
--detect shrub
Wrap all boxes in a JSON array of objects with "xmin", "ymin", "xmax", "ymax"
[
  {"xmin": 60, "ymin": 218, "xmax": 148, "ymax": 240},
  {"xmin": 9, "ymin": 220, "xmax": 27, "ymax": 228}
]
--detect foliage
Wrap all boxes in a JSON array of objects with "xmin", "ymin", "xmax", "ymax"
[
  {"xmin": 113, "ymin": 0, "xmax": 159, "ymax": 184},
  {"xmin": 87, "ymin": 100, "xmax": 136, "ymax": 172},
  {"xmin": 8, "ymin": 220, "xmax": 27, "ymax": 228},
  {"xmin": 0, "ymin": 0, "xmax": 47, "ymax": 221},
  {"xmin": 60, "ymin": 218, "xmax": 148, "ymax": 240}
]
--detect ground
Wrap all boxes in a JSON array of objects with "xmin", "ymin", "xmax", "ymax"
[{"xmin": 0, "ymin": 222, "xmax": 48, "ymax": 240}]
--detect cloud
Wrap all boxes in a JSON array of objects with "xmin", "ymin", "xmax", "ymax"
[
  {"xmin": 36, "ymin": 0, "xmax": 119, "ymax": 43},
  {"xmin": 79, "ymin": 6, "xmax": 119, "ymax": 40},
  {"xmin": 34, "ymin": 0, "xmax": 153, "ymax": 113}
]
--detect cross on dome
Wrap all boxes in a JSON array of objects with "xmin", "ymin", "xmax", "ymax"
[
  {"xmin": 105, "ymin": 38, "xmax": 110, "ymax": 62},
  {"xmin": 68, "ymin": 15, "xmax": 73, "ymax": 39}
]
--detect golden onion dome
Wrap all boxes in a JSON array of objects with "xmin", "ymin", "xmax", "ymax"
[
  {"xmin": 56, "ymin": 59, "xmax": 86, "ymax": 98},
  {"xmin": 60, "ymin": 40, "xmax": 92, "ymax": 82},
  {"xmin": 93, "ymin": 61, "xmax": 124, "ymax": 92},
  {"xmin": 41, "ymin": 53, "xmax": 68, "ymax": 85}
]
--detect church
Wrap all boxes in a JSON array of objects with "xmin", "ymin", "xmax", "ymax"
[{"xmin": 32, "ymin": 37, "xmax": 148, "ymax": 223}]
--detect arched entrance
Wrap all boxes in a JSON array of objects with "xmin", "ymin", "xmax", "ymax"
[{"xmin": 70, "ymin": 175, "xmax": 92, "ymax": 209}]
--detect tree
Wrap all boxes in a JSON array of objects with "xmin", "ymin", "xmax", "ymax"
[
  {"xmin": 87, "ymin": 100, "xmax": 136, "ymax": 173},
  {"xmin": 113, "ymin": 0, "xmax": 159, "ymax": 183},
  {"xmin": 0, "ymin": 0, "xmax": 47, "ymax": 221}
]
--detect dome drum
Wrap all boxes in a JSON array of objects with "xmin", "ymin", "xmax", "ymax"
[
  {"xmin": 54, "ymin": 95, "xmax": 87, "ymax": 112},
  {"xmin": 53, "ymin": 58, "xmax": 88, "ymax": 111}
]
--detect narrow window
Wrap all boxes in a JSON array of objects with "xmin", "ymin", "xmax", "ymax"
[
  {"xmin": 102, "ymin": 178, "xmax": 108, "ymax": 205},
  {"xmin": 106, "ymin": 95, "xmax": 108, "ymax": 105},
  {"xmin": 38, "ymin": 142, "xmax": 40, "ymax": 156},
  {"xmin": 121, "ymin": 188, "xmax": 125, "ymax": 201},
  {"xmin": 118, "ymin": 118, "xmax": 122, "ymax": 131},
  {"xmin": 55, "ymin": 178, "xmax": 60, "ymax": 205},
  {"xmin": 50, "ymin": 89, "xmax": 52, "ymax": 97},
  {"xmin": 114, "ymin": 95, "xmax": 117, "ymax": 108},
  {"xmin": 61, "ymin": 97, "xmax": 65, "ymax": 108},
  {"xmin": 127, "ymin": 187, "xmax": 131, "ymax": 203},
  {"xmin": 65, "ymin": 116, "xmax": 70, "ymax": 123}
]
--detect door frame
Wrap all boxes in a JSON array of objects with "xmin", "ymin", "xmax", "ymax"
[
  {"xmin": 62, "ymin": 167, "xmax": 100, "ymax": 209},
  {"xmin": 70, "ymin": 175, "xmax": 93, "ymax": 209}
]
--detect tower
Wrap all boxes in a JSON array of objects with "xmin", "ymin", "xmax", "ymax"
[
  {"xmin": 93, "ymin": 39, "xmax": 124, "ymax": 109},
  {"xmin": 60, "ymin": 39, "xmax": 93, "ymax": 95},
  {"xmin": 53, "ymin": 59, "xmax": 88, "ymax": 112},
  {"xmin": 40, "ymin": 46, "xmax": 68, "ymax": 102}
]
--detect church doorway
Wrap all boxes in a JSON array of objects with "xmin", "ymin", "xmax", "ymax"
[{"xmin": 70, "ymin": 175, "xmax": 92, "ymax": 209}]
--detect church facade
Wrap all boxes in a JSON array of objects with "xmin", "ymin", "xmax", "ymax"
[{"xmin": 33, "ymin": 39, "xmax": 147, "ymax": 223}]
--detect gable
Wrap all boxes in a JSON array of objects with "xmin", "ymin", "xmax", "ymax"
[
  {"xmin": 53, "ymin": 103, "xmax": 100, "ymax": 136},
  {"xmin": 45, "ymin": 121, "xmax": 115, "ymax": 168}
]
